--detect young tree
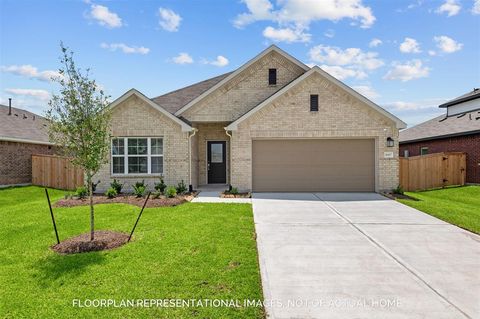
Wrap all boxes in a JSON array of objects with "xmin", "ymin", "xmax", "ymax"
[{"xmin": 46, "ymin": 43, "xmax": 111, "ymax": 241}]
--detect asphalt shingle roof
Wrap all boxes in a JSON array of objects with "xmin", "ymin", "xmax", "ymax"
[
  {"xmin": 439, "ymin": 88, "xmax": 480, "ymax": 108},
  {"xmin": 399, "ymin": 110, "xmax": 480, "ymax": 143},
  {"xmin": 0, "ymin": 104, "xmax": 51, "ymax": 144},
  {"xmin": 151, "ymin": 72, "xmax": 233, "ymax": 114}
]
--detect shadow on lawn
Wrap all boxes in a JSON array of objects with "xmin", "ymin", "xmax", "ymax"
[{"xmin": 33, "ymin": 251, "xmax": 106, "ymax": 286}]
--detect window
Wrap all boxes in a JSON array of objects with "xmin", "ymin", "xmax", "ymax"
[
  {"xmin": 310, "ymin": 94, "xmax": 319, "ymax": 111},
  {"xmin": 111, "ymin": 137, "xmax": 163, "ymax": 175},
  {"xmin": 420, "ymin": 147, "xmax": 428, "ymax": 155},
  {"xmin": 268, "ymin": 68, "xmax": 277, "ymax": 85}
]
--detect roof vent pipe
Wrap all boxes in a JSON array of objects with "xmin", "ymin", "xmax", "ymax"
[{"xmin": 8, "ymin": 98, "xmax": 12, "ymax": 115}]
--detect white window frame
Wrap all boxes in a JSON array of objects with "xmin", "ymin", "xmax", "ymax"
[
  {"xmin": 111, "ymin": 137, "xmax": 163, "ymax": 176},
  {"xmin": 420, "ymin": 147, "xmax": 428, "ymax": 156}
]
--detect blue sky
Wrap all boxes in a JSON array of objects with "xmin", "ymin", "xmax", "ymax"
[{"xmin": 0, "ymin": 0, "xmax": 479, "ymax": 127}]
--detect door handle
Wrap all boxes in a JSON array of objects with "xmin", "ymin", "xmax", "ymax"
[{"xmin": 207, "ymin": 163, "xmax": 210, "ymax": 171}]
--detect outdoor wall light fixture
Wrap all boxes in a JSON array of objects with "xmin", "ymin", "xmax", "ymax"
[{"xmin": 386, "ymin": 137, "xmax": 394, "ymax": 147}]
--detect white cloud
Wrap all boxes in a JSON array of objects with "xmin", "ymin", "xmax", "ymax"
[
  {"xmin": 352, "ymin": 85, "xmax": 380, "ymax": 100},
  {"xmin": 434, "ymin": 35, "xmax": 463, "ymax": 53},
  {"xmin": 436, "ymin": 0, "xmax": 461, "ymax": 16},
  {"xmin": 262, "ymin": 26, "xmax": 311, "ymax": 43},
  {"xmin": 1, "ymin": 65, "xmax": 62, "ymax": 82},
  {"xmin": 89, "ymin": 4, "xmax": 122, "ymax": 28},
  {"xmin": 309, "ymin": 45, "xmax": 384, "ymax": 70},
  {"xmin": 369, "ymin": 38, "xmax": 382, "ymax": 47},
  {"xmin": 324, "ymin": 29, "xmax": 335, "ymax": 38},
  {"xmin": 100, "ymin": 43, "xmax": 150, "ymax": 55},
  {"xmin": 320, "ymin": 65, "xmax": 367, "ymax": 80},
  {"xmin": 158, "ymin": 8, "xmax": 181, "ymax": 32},
  {"xmin": 5, "ymin": 88, "xmax": 50, "ymax": 101},
  {"xmin": 383, "ymin": 59, "xmax": 430, "ymax": 82},
  {"xmin": 234, "ymin": 0, "xmax": 375, "ymax": 42},
  {"xmin": 205, "ymin": 55, "xmax": 229, "ymax": 67},
  {"xmin": 428, "ymin": 50, "xmax": 437, "ymax": 56},
  {"xmin": 399, "ymin": 37, "xmax": 421, "ymax": 53},
  {"xmin": 473, "ymin": 0, "xmax": 480, "ymax": 14},
  {"xmin": 172, "ymin": 53, "xmax": 194, "ymax": 64}
]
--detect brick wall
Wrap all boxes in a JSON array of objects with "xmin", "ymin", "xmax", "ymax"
[
  {"xmin": 400, "ymin": 133, "xmax": 480, "ymax": 183},
  {"xmin": 182, "ymin": 51, "xmax": 305, "ymax": 122},
  {"xmin": 231, "ymin": 71, "xmax": 400, "ymax": 192},
  {"xmin": 94, "ymin": 95, "xmax": 190, "ymax": 193},
  {"xmin": 0, "ymin": 141, "xmax": 57, "ymax": 186}
]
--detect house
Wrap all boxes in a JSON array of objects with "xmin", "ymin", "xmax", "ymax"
[
  {"xmin": 399, "ymin": 89, "xmax": 480, "ymax": 183},
  {"xmin": 95, "ymin": 45, "xmax": 406, "ymax": 193},
  {"xmin": 0, "ymin": 99, "xmax": 57, "ymax": 187}
]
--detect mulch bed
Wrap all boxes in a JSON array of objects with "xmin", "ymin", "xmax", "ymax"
[
  {"xmin": 221, "ymin": 192, "xmax": 251, "ymax": 198},
  {"xmin": 52, "ymin": 230, "xmax": 129, "ymax": 254},
  {"xmin": 54, "ymin": 192, "xmax": 197, "ymax": 208},
  {"xmin": 382, "ymin": 192, "xmax": 419, "ymax": 201}
]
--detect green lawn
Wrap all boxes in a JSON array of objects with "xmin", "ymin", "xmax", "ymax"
[
  {"xmin": 0, "ymin": 186, "xmax": 264, "ymax": 319},
  {"xmin": 398, "ymin": 186, "xmax": 480, "ymax": 234}
]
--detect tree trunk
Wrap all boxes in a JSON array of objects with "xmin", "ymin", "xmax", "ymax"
[{"xmin": 87, "ymin": 173, "xmax": 94, "ymax": 241}]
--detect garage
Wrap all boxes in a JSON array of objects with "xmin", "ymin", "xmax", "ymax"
[{"xmin": 252, "ymin": 139, "xmax": 375, "ymax": 192}]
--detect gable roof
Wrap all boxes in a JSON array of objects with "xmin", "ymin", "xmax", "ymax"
[
  {"xmin": 399, "ymin": 110, "xmax": 480, "ymax": 143},
  {"xmin": 439, "ymin": 88, "xmax": 480, "ymax": 108},
  {"xmin": 109, "ymin": 89, "xmax": 192, "ymax": 132},
  {"xmin": 226, "ymin": 66, "xmax": 407, "ymax": 130},
  {"xmin": 151, "ymin": 72, "xmax": 232, "ymax": 114},
  {"xmin": 173, "ymin": 45, "xmax": 310, "ymax": 116},
  {"xmin": 0, "ymin": 104, "xmax": 53, "ymax": 145}
]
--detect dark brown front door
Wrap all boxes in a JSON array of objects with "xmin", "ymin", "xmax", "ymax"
[{"xmin": 207, "ymin": 141, "xmax": 226, "ymax": 184}]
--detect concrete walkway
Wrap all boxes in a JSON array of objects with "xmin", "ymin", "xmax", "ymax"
[
  {"xmin": 191, "ymin": 184, "xmax": 251, "ymax": 203},
  {"xmin": 253, "ymin": 193, "xmax": 480, "ymax": 319}
]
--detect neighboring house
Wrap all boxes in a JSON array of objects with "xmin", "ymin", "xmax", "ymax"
[
  {"xmin": 399, "ymin": 88, "xmax": 480, "ymax": 183},
  {"xmin": 96, "ymin": 45, "xmax": 406, "ymax": 193},
  {"xmin": 0, "ymin": 100, "xmax": 57, "ymax": 186}
]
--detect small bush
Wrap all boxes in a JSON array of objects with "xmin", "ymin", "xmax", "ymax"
[
  {"xmin": 165, "ymin": 186, "xmax": 177, "ymax": 198},
  {"xmin": 230, "ymin": 187, "xmax": 239, "ymax": 195},
  {"xmin": 176, "ymin": 180, "xmax": 188, "ymax": 195},
  {"xmin": 105, "ymin": 187, "xmax": 117, "ymax": 199},
  {"xmin": 75, "ymin": 186, "xmax": 87, "ymax": 199},
  {"xmin": 132, "ymin": 180, "xmax": 147, "ymax": 198},
  {"xmin": 393, "ymin": 185, "xmax": 404, "ymax": 195},
  {"xmin": 110, "ymin": 179, "xmax": 123, "ymax": 194},
  {"xmin": 154, "ymin": 177, "xmax": 167, "ymax": 194},
  {"xmin": 152, "ymin": 191, "xmax": 162, "ymax": 199}
]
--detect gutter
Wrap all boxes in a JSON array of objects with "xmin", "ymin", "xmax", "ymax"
[{"xmin": 0, "ymin": 136, "xmax": 55, "ymax": 146}]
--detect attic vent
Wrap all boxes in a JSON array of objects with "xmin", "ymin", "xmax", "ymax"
[
  {"xmin": 310, "ymin": 94, "xmax": 319, "ymax": 112},
  {"xmin": 268, "ymin": 68, "xmax": 277, "ymax": 85}
]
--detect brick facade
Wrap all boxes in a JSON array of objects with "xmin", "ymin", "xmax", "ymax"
[
  {"xmin": 400, "ymin": 133, "xmax": 480, "ymax": 183},
  {"xmin": 94, "ymin": 95, "xmax": 190, "ymax": 193},
  {"xmin": 231, "ymin": 72, "xmax": 399, "ymax": 192},
  {"xmin": 0, "ymin": 141, "xmax": 56, "ymax": 186}
]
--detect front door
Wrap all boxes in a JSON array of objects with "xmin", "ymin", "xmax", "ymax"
[{"xmin": 207, "ymin": 141, "xmax": 226, "ymax": 184}]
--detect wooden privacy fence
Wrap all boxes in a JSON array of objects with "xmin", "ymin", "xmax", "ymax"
[
  {"xmin": 399, "ymin": 152, "xmax": 466, "ymax": 191},
  {"xmin": 32, "ymin": 154, "xmax": 84, "ymax": 190}
]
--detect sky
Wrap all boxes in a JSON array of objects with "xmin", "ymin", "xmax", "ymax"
[{"xmin": 0, "ymin": 0, "xmax": 479, "ymax": 127}]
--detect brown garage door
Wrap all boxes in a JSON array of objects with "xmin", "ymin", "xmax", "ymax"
[{"xmin": 252, "ymin": 139, "xmax": 375, "ymax": 192}]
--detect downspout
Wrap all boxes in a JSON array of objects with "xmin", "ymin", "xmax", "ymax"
[
  {"xmin": 188, "ymin": 128, "xmax": 198, "ymax": 192},
  {"xmin": 224, "ymin": 128, "xmax": 233, "ymax": 191}
]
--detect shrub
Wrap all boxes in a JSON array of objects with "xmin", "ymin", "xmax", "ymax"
[
  {"xmin": 176, "ymin": 180, "xmax": 187, "ymax": 195},
  {"xmin": 152, "ymin": 191, "xmax": 162, "ymax": 199},
  {"xmin": 393, "ymin": 185, "xmax": 404, "ymax": 195},
  {"xmin": 105, "ymin": 187, "xmax": 117, "ymax": 199},
  {"xmin": 230, "ymin": 187, "xmax": 239, "ymax": 195},
  {"xmin": 165, "ymin": 186, "xmax": 177, "ymax": 198},
  {"xmin": 132, "ymin": 180, "xmax": 147, "ymax": 198},
  {"xmin": 154, "ymin": 177, "xmax": 167, "ymax": 194},
  {"xmin": 110, "ymin": 179, "xmax": 123, "ymax": 194},
  {"xmin": 75, "ymin": 186, "xmax": 87, "ymax": 199}
]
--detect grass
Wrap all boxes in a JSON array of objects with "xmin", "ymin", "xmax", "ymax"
[
  {"xmin": 398, "ymin": 186, "xmax": 480, "ymax": 234},
  {"xmin": 0, "ymin": 186, "xmax": 264, "ymax": 318}
]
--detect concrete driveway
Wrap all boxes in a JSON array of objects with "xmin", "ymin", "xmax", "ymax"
[{"xmin": 252, "ymin": 193, "xmax": 480, "ymax": 319}]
